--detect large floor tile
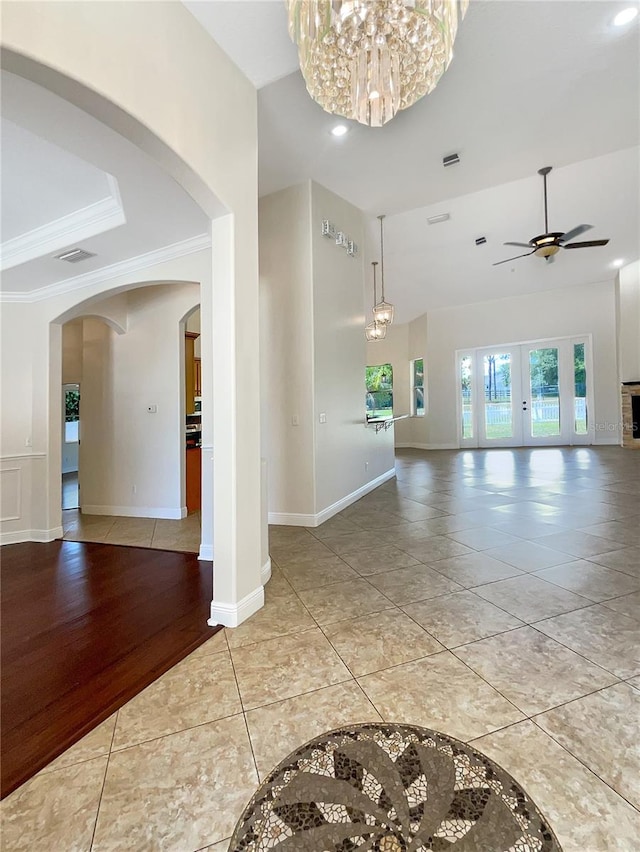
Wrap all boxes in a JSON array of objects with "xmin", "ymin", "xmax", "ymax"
[
  {"xmin": 1, "ymin": 756, "xmax": 107, "ymax": 852},
  {"xmin": 358, "ymin": 650, "xmax": 525, "ymax": 741},
  {"xmin": 245, "ymin": 681, "xmax": 381, "ymax": 779},
  {"xmin": 324, "ymin": 607, "xmax": 444, "ymax": 676},
  {"xmin": 587, "ymin": 547, "xmax": 640, "ymax": 577},
  {"xmin": 269, "ymin": 538, "xmax": 336, "ymax": 564},
  {"xmin": 534, "ymin": 560, "xmax": 640, "ymax": 602},
  {"xmin": 230, "ymin": 628, "xmax": 351, "ymax": 709},
  {"xmin": 403, "ymin": 591, "xmax": 523, "ymax": 648},
  {"xmin": 473, "ymin": 574, "xmax": 592, "ymax": 622},
  {"xmin": 489, "ymin": 518, "xmax": 569, "ymax": 540},
  {"xmin": 601, "ymin": 590, "xmax": 640, "ymax": 621},
  {"xmin": 92, "ymin": 715, "xmax": 257, "ymax": 852},
  {"xmin": 535, "ymin": 604, "xmax": 640, "ymax": 678},
  {"xmin": 401, "ymin": 535, "xmax": 474, "ymax": 563},
  {"xmin": 429, "ymin": 551, "xmax": 524, "ymax": 587},
  {"xmin": 297, "ymin": 577, "xmax": 393, "ymax": 625},
  {"xmin": 224, "ymin": 589, "xmax": 315, "ymax": 649},
  {"xmin": 455, "ymin": 626, "xmax": 617, "ymax": 715},
  {"xmin": 340, "ymin": 545, "xmax": 420, "ymax": 575},
  {"xmin": 536, "ymin": 530, "xmax": 624, "ymax": 558},
  {"xmin": 447, "ymin": 526, "xmax": 521, "ymax": 551},
  {"xmin": 579, "ymin": 521, "xmax": 640, "ymax": 547},
  {"xmin": 485, "ymin": 540, "xmax": 575, "ymax": 571},
  {"xmin": 534, "ymin": 682, "xmax": 639, "ymax": 807},
  {"xmin": 365, "ymin": 563, "xmax": 463, "ymax": 605},
  {"xmin": 316, "ymin": 531, "xmax": 387, "ymax": 556},
  {"xmin": 279, "ymin": 554, "xmax": 358, "ymax": 591},
  {"xmin": 306, "ymin": 516, "xmax": 363, "ymax": 538},
  {"xmin": 112, "ymin": 650, "xmax": 241, "ymax": 750},
  {"xmin": 39, "ymin": 715, "xmax": 116, "ymax": 774},
  {"xmin": 473, "ymin": 721, "xmax": 640, "ymax": 852}
]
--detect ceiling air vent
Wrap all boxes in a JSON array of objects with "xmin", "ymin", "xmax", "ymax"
[
  {"xmin": 475, "ymin": 236, "xmax": 487, "ymax": 246},
  {"xmin": 55, "ymin": 248, "xmax": 96, "ymax": 263},
  {"xmin": 427, "ymin": 213, "xmax": 450, "ymax": 225},
  {"xmin": 443, "ymin": 153, "xmax": 460, "ymax": 167}
]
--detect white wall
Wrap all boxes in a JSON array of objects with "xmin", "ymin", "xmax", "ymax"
[
  {"xmin": 79, "ymin": 284, "xmax": 199, "ymax": 518},
  {"xmin": 260, "ymin": 181, "xmax": 394, "ymax": 524},
  {"xmin": 259, "ymin": 183, "xmax": 315, "ymax": 516},
  {"xmin": 311, "ymin": 182, "xmax": 395, "ymax": 514},
  {"xmin": 616, "ymin": 260, "xmax": 640, "ymax": 383},
  {"xmin": 422, "ymin": 281, "xmax": 619, "ymax": 446}
]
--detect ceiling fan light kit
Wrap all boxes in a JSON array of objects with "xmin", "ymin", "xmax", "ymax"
[{"xmin": 494, "ymin": 166, "xmax": 610, "ymax": 266}]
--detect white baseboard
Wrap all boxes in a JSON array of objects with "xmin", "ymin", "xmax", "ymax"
[
  {"xmin": 1, "ymin": 526, "xmax": 63, "ymax": 545},
  {"xmin": 396, "ymin": 443, "xmax": 459, "ymax": 450},
  {"xmin": 198, "ymin": 543, "xmax": 213, "ymax": 561},
  {"xmin": 267, "ymin": 511, "xmax": 316, "ymax": 527},
  {"xmin": 261, "ymin": 558, "xmax": 272, "ymax": 585},
  {"xmin": 268, "ymin": 468, "xmax": 396, "ymax": 528},
  {"xmin": 208, "ymin": 584, "xmax": 265, "ymax": 628},
  {"xmin": 82, "ymin": 505, "xmax": 186, "ymax": 520}
]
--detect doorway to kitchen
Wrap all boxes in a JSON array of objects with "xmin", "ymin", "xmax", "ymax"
[
  {"xmin": 458, "ymin": 336, "xmax": 593, "ymax": 448},
  {"xmin": 62, "ymin": 383, "xmax": 80, "ymax": 510}
]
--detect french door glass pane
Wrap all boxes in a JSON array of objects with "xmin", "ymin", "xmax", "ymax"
[
  {"xmin": 484, "ymin": 353, "xmax": 512, "ymax": 439},
  {"xmin": 529, "ymin": 348, "xmax": 560, "ymax": 437},
  {"xmin": 414, "ymin": 388, "xmax": 424, "ymax": 416},
  {"xmin": 460, "ymin": 356, "xmax": 473, "ymax": 438},
  {"xmin": 574, "ymin": 342, "xmax": 587, "ymax": 434}
]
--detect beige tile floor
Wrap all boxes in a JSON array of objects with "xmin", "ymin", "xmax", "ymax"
[
  {"xmin": 4, "ymin": 447, "xmax": 640, "ymax": 851},
  {"xmin": 62, "ymin": 508, "xmax": 202, "ymax": 552}
]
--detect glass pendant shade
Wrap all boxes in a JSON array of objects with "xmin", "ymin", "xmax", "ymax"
[
  {"xmin": 365, "ymin": 319, "xmax": 387, "ymax": 341},
  {"xmin": 373, "ymin": 300, "xmax": 395, "ymax": 324},
  {"xmin": 286, "ymin": 0, "xmax": 468, "ymax": 127}
]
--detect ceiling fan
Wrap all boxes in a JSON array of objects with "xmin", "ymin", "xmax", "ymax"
[{"xmin": 493, "ymin": 166, "xmax": 610, "ymax": 266}]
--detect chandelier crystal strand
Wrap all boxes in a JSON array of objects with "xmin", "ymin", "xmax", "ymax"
[
  {"xmin": 287, "ymin": 0, "xmax": 469, "ymax": 127},
  {"xmin": 365, "ymin": 260, "xmax": 387, "ymax": 340},
  {"xmin": 373, "ymin": 214, "xmax": 395, "ymax": 324}
]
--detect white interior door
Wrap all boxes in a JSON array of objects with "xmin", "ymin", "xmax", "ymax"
[{"xmin": 471, "ymin": 337, "xmax": 592, "ymax": 448}]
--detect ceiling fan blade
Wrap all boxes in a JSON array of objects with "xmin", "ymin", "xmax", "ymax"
[
  {"xmin": 493, "ymin": 250, "xmax": 536, "ymax": 266},
  {"xmin": 504, "ymin": 242, "xmax": 533, "ymax": 248},
  {"xmin": 563, "ymin": 239, "xmax": 610, "ymax": 249},
  {"xmin": 559, "ymin": 224, "xmax": 593, "ymax": 243}
]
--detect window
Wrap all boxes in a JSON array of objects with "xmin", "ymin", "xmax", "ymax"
[
  {"xmin": 64, "ymin": 386, "xmax": 80, "ymax": 443},
  {"xmin": 411, "ymin": 358, "xmax": 425, "ymax": 416},
  {"xmin": 366, "ymin": 364, "xmax": 393, "ymax": 420}
]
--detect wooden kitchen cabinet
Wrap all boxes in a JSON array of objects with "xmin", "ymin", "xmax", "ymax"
[{"xmin": 186, "ymin": 447, "xmax": 201, "ymax": 513}]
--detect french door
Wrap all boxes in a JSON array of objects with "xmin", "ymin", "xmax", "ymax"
[{"xmin": 459, "ymin": 337, "xmax": 592, "ymax": 448}]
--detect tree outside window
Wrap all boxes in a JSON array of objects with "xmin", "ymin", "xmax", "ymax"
[
  {"xmin": 366, "ymin": 364, "xmax": 393, "ymax": 419},
  {"xmin": 412, "ymin": 358, "xmax": 425, "ymax": 416}
]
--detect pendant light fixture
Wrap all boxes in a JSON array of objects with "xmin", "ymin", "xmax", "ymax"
[
  {"xmin": 373, "ymin": 215, "xmax": 395, "ymax": 325},
  {"xmin": 365, "ymin": 261, "xmax": 387, "ymax": 341}
]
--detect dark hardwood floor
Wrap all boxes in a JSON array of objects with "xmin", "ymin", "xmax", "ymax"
[{"xmin": 1, "ymin": 540, "xmax": 219, "ymax": 798}]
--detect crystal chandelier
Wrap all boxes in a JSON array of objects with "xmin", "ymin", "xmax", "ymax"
[
  {"xmin": 373, "ymin": 214, "xmax": 394, "ymax": 325},
  {"xmin": 286, "ymin": 0, "xmax": 469, "ymax": 127},
  {"xmin": 365, "ymin": 261, "xmax": 387, "ymax": 340}
]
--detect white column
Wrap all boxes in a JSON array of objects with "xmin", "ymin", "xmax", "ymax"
[{"xmin": 209, "ymin": 215, "xmax": 264, "ymax": 626}]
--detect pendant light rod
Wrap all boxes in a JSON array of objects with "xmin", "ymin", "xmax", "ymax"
[
  {"xmin": 372, "ymin": 261, "xmax": 378, "ymax": 307},
  {"xmin": 378, "ymin": 215, "xmax": 386, "ymax": 301}
]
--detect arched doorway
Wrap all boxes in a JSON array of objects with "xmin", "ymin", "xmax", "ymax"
[{"xmin": 1, "ymin": 1, "xmax": 266, "ymax": 625}]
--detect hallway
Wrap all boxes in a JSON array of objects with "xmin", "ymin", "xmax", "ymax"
[{"xmin": 2, "ymin": 447, "xmax": 639, "ymax": 850}]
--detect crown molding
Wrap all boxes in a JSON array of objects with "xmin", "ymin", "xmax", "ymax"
[
  {"xmin": 0, "ymin": 232, "xmax": 211, "ymax": 304},
  {"xmin": 1, "ymin": 175, "xmax": 125, "ymax": 271}
]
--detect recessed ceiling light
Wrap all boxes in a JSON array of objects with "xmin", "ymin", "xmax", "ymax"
[
  {"xmin": 330, "ymin": 124, "xmax": 349, "ymax": 137},
  {"xmin": 612, "ymin": 258, "xmax": 625, "ymax": 268},
  {"xmin": 613, "ymin": 7, "xmax": 638, "ymax": 26}
]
